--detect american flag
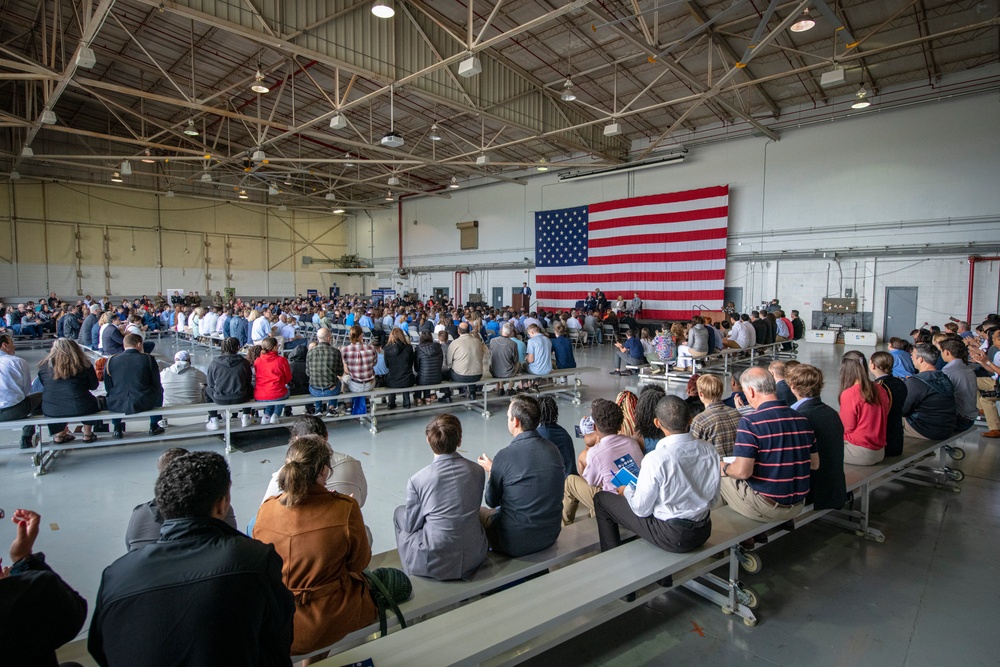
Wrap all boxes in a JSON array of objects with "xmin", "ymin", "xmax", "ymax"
[{"xmin": 534, "ymin": 185, "xmax": 729, "ymax": 321}]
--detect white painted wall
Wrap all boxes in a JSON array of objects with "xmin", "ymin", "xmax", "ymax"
[{"xmin": 350, "ymin": 91, "xmax": 1000, "ymax": 334}]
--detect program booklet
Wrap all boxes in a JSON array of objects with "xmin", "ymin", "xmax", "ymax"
[{"xmin": 610, "ymin": 454, "xmax": 640, "ymax": 489}]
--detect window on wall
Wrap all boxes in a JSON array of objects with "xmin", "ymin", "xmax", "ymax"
[{"xmin": 456, "ymin": 220, "xmax": 479, "ymax": 249}]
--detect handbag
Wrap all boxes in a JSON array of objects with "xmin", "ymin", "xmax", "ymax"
[{"xmin": 363, "ymin": 567, "xmax": 412, "ymax": 637}]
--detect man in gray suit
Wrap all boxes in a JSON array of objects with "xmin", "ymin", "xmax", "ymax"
[{"xmin": 394, "ymin": 414, "xmax": 488, "ymax": 581}]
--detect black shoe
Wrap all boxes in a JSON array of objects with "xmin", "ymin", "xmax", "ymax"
[
  {"xmin": 610, "ymin": 370, "xmax": 620, "ymax": 375},
  {"xmin": 440, "ymin": 396, "xmax": 452, "ymax": 403},
  {"xmin": 498, "ymin": 388, "xmax": 506, "ymax": 397},
  {"xmin": 112, "ymin": 430, "xmax": 124, "ymax": 440},
  {"xmin": 95, "ymin": 423, "xmax": 110, "ymax": 433},
  {"xmin": 20, "ymin": 437, "xmax": 33, "ymax": 450},
  {"xmin": 148, "ymin": 426, "xmax": 165, "ymax": 436}
]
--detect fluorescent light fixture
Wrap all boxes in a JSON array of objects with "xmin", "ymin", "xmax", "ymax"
[
  {"xmin": 329, "ymin": 115, "xmax": 348, "ymax": 130},
  {"xmin": 333, "ymin": 207, "xmax": 346, "ymax": 214},
  {"xmin": 372, "ymin": 0, "xmax": 394, "ymax": 18},
  {"xmin": 183, "ymin": 119, "xmax": 199, "ymax": 136},
  {"xmin": 165, "ymin": 189, "xmax": 175, "ymax": 198},
  {"xmin": 344, "ymin": 153, "xmax": 355, "ymax": 167},
  {"xmin": 385, "ymin": 190, "xmax": 394, "ymax": 201},
  {"xmin": 21, "ymin": 146, "xmax": 34, "ymax": 158},
  {"xmin": 449, "ymin": 176, "xmax": 460, "ymax": 189},
  {"xmin": 268, "ymin": 184, "xmax": 279, "ymax": 196},
  {"xmin": 201, "ymin": 172, "xmax": 212, "ymax": 182},
  {"xmin": 476, "ymin": 154, "xmax": 490, "ymax": 165},
  {"xmin": 120, "ymin": 161, "xmax": 132, "ymax": 176},
  {"xmin": 851, "ymin": 87, "xmax": 871, "ymax": 109},
  {"xmin": 789, "ymin": 9, "xmax": 815, "ymax": 32},
  {"xmin": 388, "ymin": 175, "xmax": 400, "ymax": 186},
  {"xmin": 325, "ymin": 193, "xmax": 337, "ymax": 201},
  {"xmin": 381, "ymin": 131, "xmax": 404, "ymax": 148},
  {"xmin": 560, "ymin": 79, "xmax": 576, "ymax": 102},
  {"xmin": 251, "ymin": 70, "xmax": 270, "ymax": 94},
  {"xmin": 458, "ymin": 56, "xmax": 482, "ymax": 78},
  {"xmin": 603, "ymin": 122, "xmax": 622, "ymax": 137},
  {"xmin": 557, "ymin": 154, "xmax": 686, "ymax": 183},
  {"xmin": 111, "ymin": 172, "xmax": 123, "ymax": 183},
  {"xmin": 429, "ymin": 124, "xmax": 442, "ymax": 141},
  {"xmin": 76, "ymin": 46, "xmax": 96, "ymax": 69},
  {"xmin": 141, "ymin": 149, "xmax": 155, "ymax": 164},
  {"xmin": 10, "ymin": 171, "xmax": 20, "ymax": 181},
  {"xmin": 238, "ymin": 190, "xmax": 249, "ymax": 199},
  {"xmin": 536, "ymin": 158, "xmax": 549, "ymax": 172},
  {"xmin": 39, "ymin": 109, "xmax": 57, "ymax": 125},
  {"xmin": 251, "ymin": 148, "xmax": 266, "ymax": 162}
]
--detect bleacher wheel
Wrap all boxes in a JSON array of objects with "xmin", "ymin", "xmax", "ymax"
[
  {"xmin": 944, "ymin": 446, "xmax": 966, "ymax": 461},
  {"xmin": 736, "ymin": 585, "xmax": 760, "ymax": 610},
  {"xmin": 743, "ymin": 616, "xmax": 757, "ymax": 627},
  {"xmin": 945, "ymin": 468, "xmax": 965, "ymax": 483},
  {"xmin": 720, "ymin": 606, "xmax": 733, "ymax": 615},
  {"xmin": 737, "ymin": 549, "xmax": 762, "ymax": 575}
]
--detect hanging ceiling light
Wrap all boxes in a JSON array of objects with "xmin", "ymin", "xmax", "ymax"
[
  {"xmin": 21, "ymin": 146, "xmax": 34, "ymax": 158},
  {"xmin": 789, "ymin": 8, "xmax": 816, "ymax": 32},
  {"xmin": 385, "ymin": 190, "xmax": 395, "ymax": 201},
  {"xmin": 111, "ymin": 172, "xmax": 123, "ymax": 183},
  {"xmin": 278, "ymin": 204, "xmax": 287, "ymax": 211},
  {"xmin": 268, "ymin": 183, "xmax": 279, "ymax": 196},
  {"xmin": 561, "ymin": 79, "xmax": 577, "ymax": 102},
  {"xmin": 333, "ymin": 207, "xmax": 346, "ymax": 214},
  {"xmin": 325, "ymin": 192, "xmax": 337, "ymax": 201},
  {"xmin": 120, "ymin": 161, "xmax": 132, "ymax": 176},
  {"xmin": 200, "ymin": 172, "xmax": 212, "ymax": 182},
  {"xmin": 251, "ymin": 70, "xmax": 270, "ymax": 94},
  {"xmin": 449, "ymin": 176, "xmax": 460, "ymax": 189},
  {"xmin": 251, "ymin": 148, "xmax": 266, "ymax": 162},
  {"xmin": 372, "ymin": 0, "xmax": 394, "ymax": 18},
  {"xmin": 10, "ymin": 171, "xmax": 20, "ymax": 181},
  {"xmin": 429, "ymin": 124, "xmax": 442, "ymax": 141},
  {"xmin": 344, "ymin": 153, "xmax": 355, "ymax": 168},
  {"xmin": 165, "ymin": 189, "xmax": 175, "ymax": 198},
  {"xmin": 141, "ymin": 149, "xmax": 155, "ymax": 164},
  {"xmin": 238, "ymin": 190, "xmax": 249, "ymax": 199},
  {"xmin": 536, "ymin": 158, "xmax": 550, "ymax": 172},
  {"xmin": 388, "ymin": 175, "xmax": 400, "ymax": 186},
  {"xmin": 851, "ymin": 87, "xmax": 871, "ymax": 109},
  {"xmin": 183, "ymin": 119, "xmax": 199, "ymax": 136},
  {"xmin": 39, "ymin": 109, "xmax": 57, "ymax": 125},
  {"xmin": 381, "ymin": 86, "xmax": 404, "ymax": 147}
]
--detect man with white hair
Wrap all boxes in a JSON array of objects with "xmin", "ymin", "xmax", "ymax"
[
  {"xmin": 719, "ymin": 367, "xmax": 818, "ymax": 522},
  {"xmin": 77, "ymin": 304, "xmax": 101, "ymax": 349},
  {"xmin": 490, "ymin": 322, "xmax": 520, "ymax": 396},
  {"xmin": 306, "ymin": 326, "xmax": 344, "ymax": 416}
]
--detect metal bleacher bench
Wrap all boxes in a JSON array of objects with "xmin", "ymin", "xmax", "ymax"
[
  {"xmin": 1, "ymin": 367, "xmax": 597, "ymax": 476},
  {"xmin": 321, "ymin": 428, "xmax": 971, "ymax": 667},
  {"xmin": 630, "ymin": 340, "xmax": 797, "ymax": 385}
]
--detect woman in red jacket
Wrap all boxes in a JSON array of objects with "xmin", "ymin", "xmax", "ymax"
[
  {"xmin": 254, "ymin": 337, "xmax": 292, "ymax": 424},
  {"xmin": 839, "ymin": 352, "xmax": 890, "ymax": 465}
]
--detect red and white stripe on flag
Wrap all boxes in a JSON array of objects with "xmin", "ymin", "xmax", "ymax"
[{"xmin": 535, "ymin": 185, "xmax": 729, "ymax": 321}]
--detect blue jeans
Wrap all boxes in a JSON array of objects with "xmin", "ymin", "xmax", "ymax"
[
  {"xmin": 309, "ymin": 385, "xmax": 341, "ymax": 412},
  {"xmin": 263, "ymin": 393, "xmax": 289, "ymax": 417}
]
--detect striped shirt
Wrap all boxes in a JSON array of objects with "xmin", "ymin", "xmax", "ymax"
[{"xmin": 733, "ymin": 400, "xmax": 816, "ymax": 505}]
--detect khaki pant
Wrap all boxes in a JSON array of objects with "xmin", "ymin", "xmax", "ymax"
[
  {"xmin": 977, "ymin": 377, "xmax": 1000, "ymax": 430},
  {"xmin": 903, "ymin": 418, "xmax": 932, "ymax": 440},
  {"xmin": 562, "ymin": 474, "xmax": 600, "ymax": 525},
  {"xmin": 719, "ymin": 476, "xmax": 804, "ymax": 522},
  {"xmin": 844, "ymin": 441, "xmax": 885, "ymax": 466}
]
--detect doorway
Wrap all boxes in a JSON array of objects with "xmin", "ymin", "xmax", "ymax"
[
  {"xmin": 432, "ymin": 287, "xmax": 449, "ymax": 304},
  {"xmin": 723, "ymin": 287, "xmax": 744, "ymax": 313},
  {"xmin": 492, "ymin": 287, "xmax": 504, "ymax": 310},
  {"xmin": 884, "ymin": 287, "xmax": 918, "ymax": 341}
]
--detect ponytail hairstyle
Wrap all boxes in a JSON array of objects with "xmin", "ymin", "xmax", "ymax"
[{"xmin": 277, "ymin": 435, "xmax": 332, "ymax": 507}]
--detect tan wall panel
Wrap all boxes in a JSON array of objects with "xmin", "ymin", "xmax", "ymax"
[
  {"xmin": 227, "ymin": 236, "xmax": 264, "ymax": 269},
  {"xmin": 83, "ymin": 187, "xmax": 158, "ymax": 228},
  {"xmin": 160, "ymin": 230, "xmax": 204, "ymax": 270},
  {"xmin": 15, "ymin": 221, "xmax": 46, "ymax": 262},
  {"xmin": 45, "ymin": 222, "xmax": 76, "ymax": 264},
  {"xmin": 106, "ymin": 227, "xmax": 159, "ymax": 268},
  {"xmin": 44, "ymin": 184, "xmax": 94, "ymax": 224},
  {"xmin": 13, "ymin": 184, "xmax": 45, "ymax": 221},
  {"xmin": 267, "ymin": 239, "xmax": 294, "ymax": 271},
  {"xmin": 78, "ymin": 225, "xmax": 104, "ymax": 266},
  {"xmin": 214, "ymin": 203, "xmax": 265, "ymax": 236}
]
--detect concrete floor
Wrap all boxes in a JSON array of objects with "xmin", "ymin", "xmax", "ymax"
[{"xmin": 2, "ymin": 337, "xmax": 997, "ymax": 666}]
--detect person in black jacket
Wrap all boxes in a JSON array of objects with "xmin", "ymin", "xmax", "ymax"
[
  {"xmin": 384, "ymin": 327, "xmax": 415, "ymax": 409},
  {"xmin": 89, "ymin": 451, "xmax": 294, "ymax": 666},
  {"xmin": 104, "ymin": 334, "xmax": 163, "ymax": 438},
  {"xmin": 870, "ymin": 351, "xmax": 908, "ymax": 457},
  {"xmin": 786, "ymin": 364, "xmax": 847, "ymax": 510},
  {"xmin": 0, "ymin": 508, "xmax": 88, "ymax": 667},
  {"xmin": 100, "ymin": 320, "xmax": 126, "ymax": 356},
  {"xmin": 206, "ymin": 336, "xmax": 255, "ymax": 429},
  {"xmin": 902, "ymin": 343, "xmax": 956, "ymax": 440},
  {"xmin": 37, "ymin": 339, "xmax": 103, "ymax": 443},
  {"xmin": 414, "ymin": 330, "xmax": 444, "ymax": 406}
]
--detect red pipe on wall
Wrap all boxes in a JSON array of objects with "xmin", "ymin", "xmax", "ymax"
[{"xmin": 967, "ymin": 255, "xmax": 1000, "ymax": 324}]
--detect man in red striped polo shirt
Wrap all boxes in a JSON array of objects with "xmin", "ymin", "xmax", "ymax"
[{"xmin": 719, "ymin": 367, "xmax": 819, "ymax": 522}]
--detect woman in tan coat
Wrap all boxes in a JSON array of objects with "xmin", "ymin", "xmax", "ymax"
[{"xmin": 253, "ymin": 435, "xmax": 377, "ymax": 663}]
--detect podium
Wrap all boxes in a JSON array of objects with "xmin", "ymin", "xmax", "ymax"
[{"xmin": 512, "ymin": 294, "xmax": 529, "ymax": 312}]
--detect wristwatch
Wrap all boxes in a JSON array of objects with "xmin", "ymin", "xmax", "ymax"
[{"xmin": 722, "ymin": 462, "xmax": 730, "ymax": 477}]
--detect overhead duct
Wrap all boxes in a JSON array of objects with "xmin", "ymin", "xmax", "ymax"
[{"xmin": 558, "ymin": 153, "xmax": 686, "ymax": 183}]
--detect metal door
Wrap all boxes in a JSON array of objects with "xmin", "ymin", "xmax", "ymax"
[
  {"xmin": 724, "ymin": 287, "xmax": 744, "ymax": 313},
  {"xmin": 884, "ymin": 287, "xmax": 918, "ymax": 341},
  {"xmin": 492, "ymin": 287, "xmax": 504, "ymax": 310}
]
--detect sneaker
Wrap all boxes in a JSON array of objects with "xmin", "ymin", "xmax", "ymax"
[
  {"xmin": 148, "ymin": 426, "xmax": 165, "ymax": 436},
  {"xmin": 240, "ymin": 414, "xmax": 253, "ymax": 428},
  {"xmin": 206, "ymin": 417, "xmax": 220, "ymax": 431},
  {"xmin": 112, "ymin": 430, "xmax": 124, "ymax": 439},
  {"xmin": 20, "ymin": 437, "xmax": 33, "ymax": 450},
  {"xmin": 269, "ymin": 415, "xmax": 281, "ymax": 425},
  {"xmin": 158, "ymin": 419, "xmax": 169, "ymax": 428},
  {"xmin": 325, "ymin": 408, "xmax": 340, "ymax": 418}
]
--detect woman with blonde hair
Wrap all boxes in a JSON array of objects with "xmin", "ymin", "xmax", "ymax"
[
  {"xmin": 37, "ymin": 338, "xmax": 102, "ymax": 443},
  {"xmin": 254, "ymin": 436, "xmax": 410, "ymax": 663}
]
